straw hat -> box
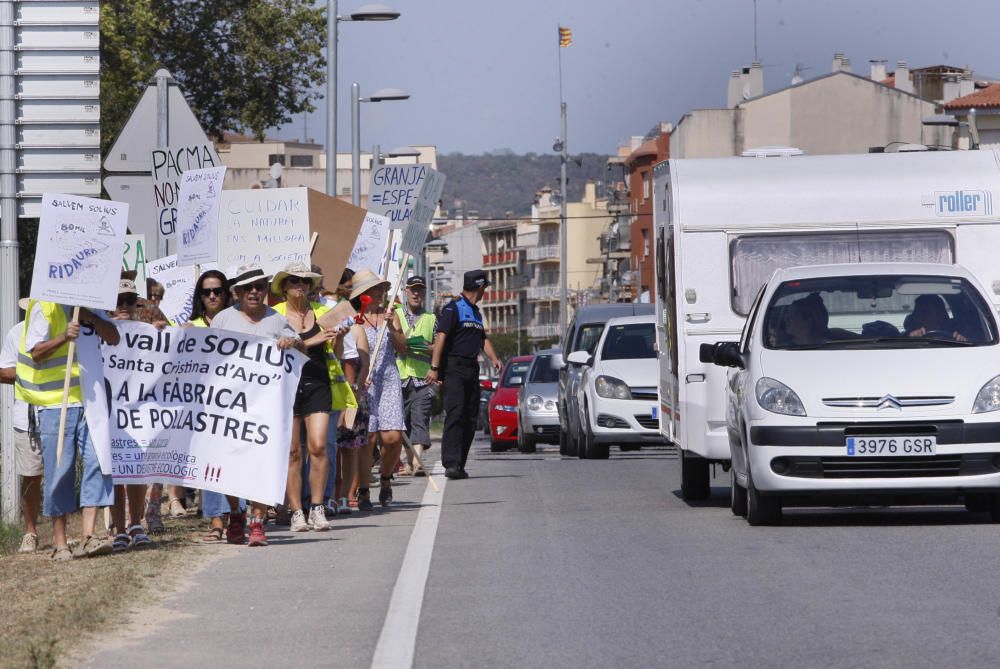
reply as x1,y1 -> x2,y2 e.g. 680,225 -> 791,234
230,264 -> 273,289
349,269 -> 391,300
271,261 -> 323,298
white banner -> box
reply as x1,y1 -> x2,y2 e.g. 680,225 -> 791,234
367,164 -> 431,229
151,143 -> 221,240
347,212 -> 391,274
78,321 -> 304,503
218,187 -> 312,275
378,229 -> 403,285
147,254 -> 218,325
177,165 -> 227,266
30,194 -> 129,311
401,168 -> 445,257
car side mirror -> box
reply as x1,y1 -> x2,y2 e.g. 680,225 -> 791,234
566,350 -> 591,366
699,341 -> 744,369
509,376 -> 523,386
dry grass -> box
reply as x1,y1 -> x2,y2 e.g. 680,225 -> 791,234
0,511 -> 211,669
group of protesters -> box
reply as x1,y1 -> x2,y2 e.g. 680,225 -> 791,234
1,258 -> 449,559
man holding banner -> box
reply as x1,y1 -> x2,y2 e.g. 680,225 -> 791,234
16,302 -> 121,560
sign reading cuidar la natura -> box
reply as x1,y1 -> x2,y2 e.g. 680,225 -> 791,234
30,193 -> 129,311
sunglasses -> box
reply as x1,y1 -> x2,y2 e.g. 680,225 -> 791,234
117,294 -> 137,306
285,276 -> 311,286
200,287 -> 225,297
241,281 -> 269,293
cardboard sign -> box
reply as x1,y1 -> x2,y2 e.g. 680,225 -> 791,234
401,168 -> 446,257
177,165 -> 227,266
151,143 -> 221,240
367,163 -> 431,229
346,212 -> 391,274
147,254 -> 217,325
317,300 -> 357,331
122,234 -> 149,299
30,193 -> 129,310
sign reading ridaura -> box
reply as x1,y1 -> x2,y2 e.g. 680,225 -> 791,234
30,193 -> 129,311
151,143 -> 221,240
177,166 -> 227,266
217,187 -> 312,275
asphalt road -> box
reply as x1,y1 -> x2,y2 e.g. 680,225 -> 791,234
83,436 -> 1000,668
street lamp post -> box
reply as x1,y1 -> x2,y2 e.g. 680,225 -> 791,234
325,2 -> 400,198
351,84 -> 409,206
558,102 -> 569,337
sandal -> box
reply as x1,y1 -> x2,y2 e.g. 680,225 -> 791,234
202,527 -> 224,543
129,524 -> 152,549
50,545 -> 73,562
379,476 -> 393,507
112,532 -> 131,553
357,488 -> 374,512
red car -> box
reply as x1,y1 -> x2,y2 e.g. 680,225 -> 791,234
488,355 -> 534,452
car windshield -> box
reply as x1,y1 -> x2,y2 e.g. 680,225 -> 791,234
576,324 -> 604,354
502,360 -> 532,386
763,274 -> 998,350
601,323 -> 656,360
529,355 -> 560,383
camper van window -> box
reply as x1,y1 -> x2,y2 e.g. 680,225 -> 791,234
730,230 -> 953,315
762,274 -> 997,350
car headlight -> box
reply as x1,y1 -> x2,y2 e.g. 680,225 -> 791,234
595,375 -> 632,400
974,374 -> 1000,413
544,399 -> 556,411
755,377 -> 806,416
527,395 -> 543,411
495,404 -> 517,413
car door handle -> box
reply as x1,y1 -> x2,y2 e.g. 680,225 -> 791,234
685,313 -> 711,323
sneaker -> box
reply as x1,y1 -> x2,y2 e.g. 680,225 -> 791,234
445,467 -> 463,480
168,498 -> 186,517
227,512 -> 247,545
50,545 -> 73,562
357,489 -> 374,512
324,498 -> 339,519
82,534 -> 113,558
290,509 -> 310,532
247,520 -> 268,547
308,505 -> 331,531
338,497 -> 353,514
18,532 -> 38,554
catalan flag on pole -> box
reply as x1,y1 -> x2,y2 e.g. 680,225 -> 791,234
559,26 -> 572,48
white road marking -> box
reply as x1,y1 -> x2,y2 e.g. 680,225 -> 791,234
370,466 -> 447,669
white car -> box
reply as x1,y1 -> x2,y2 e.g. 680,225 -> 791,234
703,262 -> 1000,525
566,314 -> 664,458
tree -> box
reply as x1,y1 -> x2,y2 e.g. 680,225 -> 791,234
100,0 -> 326,154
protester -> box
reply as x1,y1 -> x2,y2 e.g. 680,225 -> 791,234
351,270 -> 408,507
427,269 -> 502,480
16,299 -> 121,560
394,276 -> 436,477
184,269 -> 248,544
108,275 -> 153,551
334,272 -> 370,512
210,264 -> 303,546
271,261 -> 347,532
0,299 -> 42,553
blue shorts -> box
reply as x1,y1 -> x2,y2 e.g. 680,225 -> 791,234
38,406 -> 114,517
201,490 -> 246,518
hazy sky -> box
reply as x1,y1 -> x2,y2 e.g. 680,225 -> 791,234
274,0 -> 1000,156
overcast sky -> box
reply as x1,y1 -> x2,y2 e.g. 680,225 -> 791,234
273,0 -> 1000,156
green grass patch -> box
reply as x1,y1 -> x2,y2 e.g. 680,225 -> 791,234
0,519 -> 23,557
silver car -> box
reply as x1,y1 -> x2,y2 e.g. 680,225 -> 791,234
517,348 -> 562,453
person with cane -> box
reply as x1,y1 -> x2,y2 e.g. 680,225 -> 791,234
425,270 -> 502,480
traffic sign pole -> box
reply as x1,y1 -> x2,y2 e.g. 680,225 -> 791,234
156,70 -> 170,259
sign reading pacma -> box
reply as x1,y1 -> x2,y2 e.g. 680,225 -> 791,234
78,322 -> 305,504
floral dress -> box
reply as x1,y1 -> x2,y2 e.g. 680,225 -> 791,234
365,324 -> 406,432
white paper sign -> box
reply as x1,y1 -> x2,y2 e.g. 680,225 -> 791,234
177,165 -> 227,266
367,164 -> 430,229
77,327 -> 113,474
378,229 -> 403,285
401,168 -> 446,257
218,187 -> 312,275
78,321 -> 304,503
30,194 -> 130,310
122,234 -> 149,299
147,254 -> 218,325
347,212 -> 391,274
151,143 -> 221,240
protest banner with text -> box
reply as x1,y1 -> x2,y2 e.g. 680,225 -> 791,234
151,143 -> 221,240
30,193 -> 129,311
367,163 -> 431,229
78,321 -> 304,503
147,255 -> 217,325
346,212 -> 391,274
177,165 -> 227,266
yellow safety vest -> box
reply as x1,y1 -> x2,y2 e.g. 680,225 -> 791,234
15,301 -> 81,406
394,304 -> 436,380
273,301 -> 357,411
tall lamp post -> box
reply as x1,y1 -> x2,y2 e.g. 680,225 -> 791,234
326,2 -> 400,198
556,102 -> 569,337
351,84 -> 409,206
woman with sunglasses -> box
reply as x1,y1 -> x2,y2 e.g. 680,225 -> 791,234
271,261 -> 352,532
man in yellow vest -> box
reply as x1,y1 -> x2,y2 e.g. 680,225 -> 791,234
16,300 -> 120,561
394,276 -> 437,476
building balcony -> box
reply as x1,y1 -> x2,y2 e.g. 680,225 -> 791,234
527,244 -> 559,262
527,323 -> 561,339
481,289 -> 520,305
526,285 -> 560,301
482,250 -> 519,267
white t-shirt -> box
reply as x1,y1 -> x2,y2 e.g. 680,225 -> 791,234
0,321 -> 30,431
342,329 -> 359,361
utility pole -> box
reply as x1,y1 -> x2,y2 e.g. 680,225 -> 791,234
0,0 -> 16,522
558,102 -> 568,337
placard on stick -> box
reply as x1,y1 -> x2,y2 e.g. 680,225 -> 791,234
30,194 -> 129,311
346,212 -> 391,274
151,143 -> 221,240
367,163 -> 431,229
308,193 -> 367,286
400,168 -> 446,257
177,165 -> 227,266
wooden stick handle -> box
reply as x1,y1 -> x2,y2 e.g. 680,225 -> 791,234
309,232 -> 318,257
55,306 -> 81,467
365,253 -> 410,385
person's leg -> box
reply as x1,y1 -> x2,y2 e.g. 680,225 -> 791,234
21,475 -> 41,535
342,445 -> 359,503
168,485 -> 186,516
410,384 -> 435,473
286,415 -> 304,512
38,407 -> 81,549
305,412 -> 330,507
324,410 -> 340,503
357,432 -> 376,510
441,366 -> 467,471
110,484 -> 127,535
15,426 -> 44,538
459,365 -> 481,470
77,412 -> 113,551
378,430 -> 403,506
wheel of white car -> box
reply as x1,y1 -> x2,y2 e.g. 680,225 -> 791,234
745,464 -> 781,526
730,468 -> 747,517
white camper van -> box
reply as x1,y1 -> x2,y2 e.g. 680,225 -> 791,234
653,150 -> 1000,501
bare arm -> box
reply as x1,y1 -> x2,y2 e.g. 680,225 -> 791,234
0,367 -> 13,384
482,338 -> 502,374
425,332 -> 448,383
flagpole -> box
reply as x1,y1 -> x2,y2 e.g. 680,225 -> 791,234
557,24 -> 564,106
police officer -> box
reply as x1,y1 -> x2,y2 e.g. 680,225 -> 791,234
426,269 -> 501,479
394,276 -> 436,476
